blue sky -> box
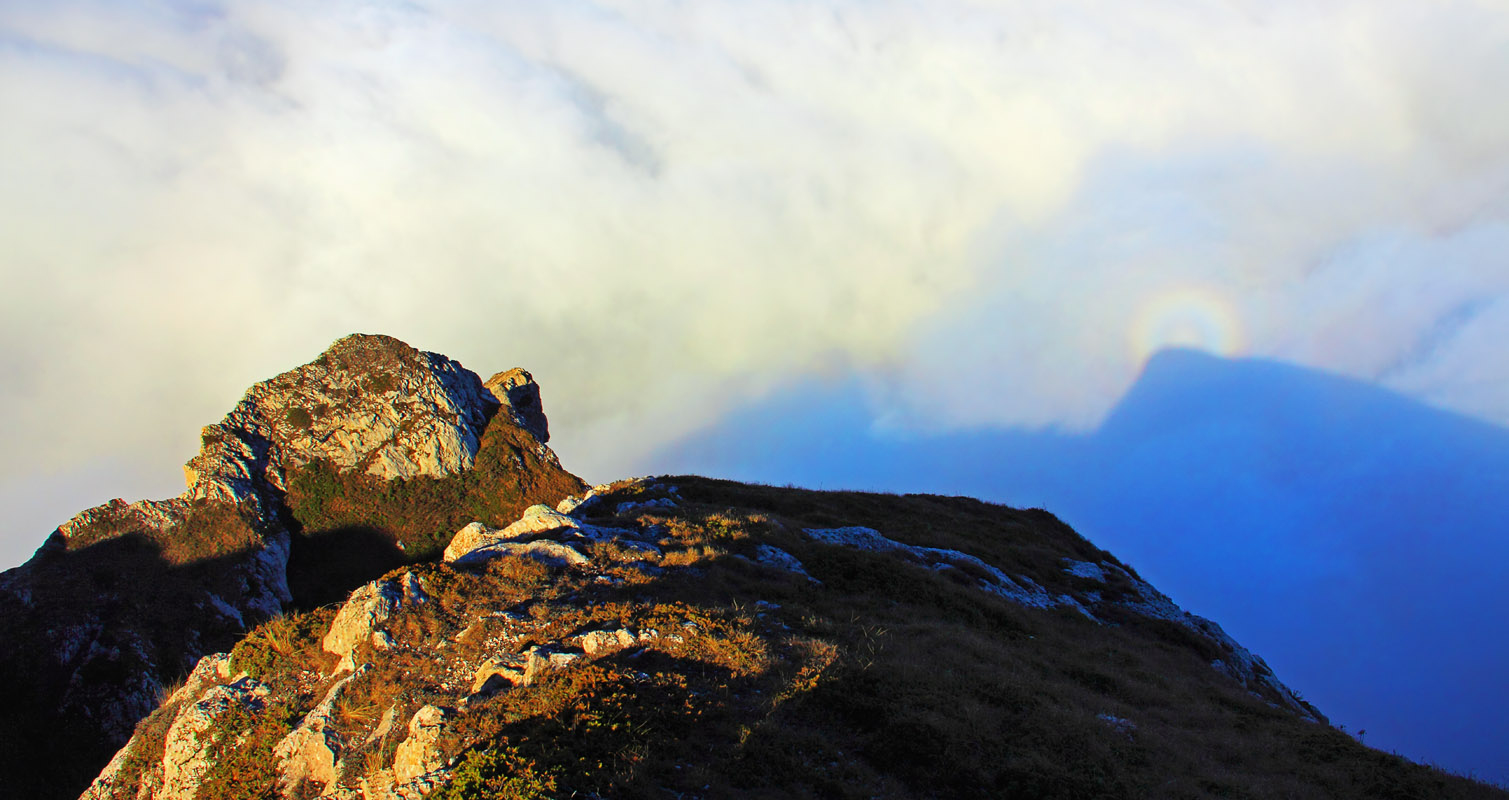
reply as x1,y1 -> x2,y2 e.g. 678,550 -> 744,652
2,0 -> 1508,781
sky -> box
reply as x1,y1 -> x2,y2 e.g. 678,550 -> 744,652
649,349 -> 1509,783
2,0 -> 1508,778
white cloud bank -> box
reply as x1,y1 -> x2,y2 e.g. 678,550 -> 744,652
1,0 -> 1507,563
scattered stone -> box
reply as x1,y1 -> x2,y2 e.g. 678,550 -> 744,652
615,497 -> 678,515
442,522 -> 503,563
470,655 -> 528,695
802,527 -> 1065,610
751,544 -> 815,581
1064,560 -> 1107,582
364,706 -> 401,748
576,629 -> 639,655
521,646 -> 583,685
1097,713 -> 1137,737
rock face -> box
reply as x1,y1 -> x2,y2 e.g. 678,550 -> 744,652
185,334 -> 509,515
484,368 -> 551,444
0,334 -> 581,800
160,678 -> 270,798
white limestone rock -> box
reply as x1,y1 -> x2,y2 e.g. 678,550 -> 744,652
442,522 -> 502,563
323,573 -> 427,674
615,497 -> 677,515
444,506 -> 594,568
452,539 -> 589,569
471,654 -> 528,695
273,666 -> 367,794
76,653 -> 230,800
392,705 -> 449,784
751,545 -> 814,581
54,497 -> 190,544
576,629 -> 639,656
160,676 -> 270,799
1100,562 -> 1318,720
1063,560 -> 1108,582
498,505 -> 581,538
182,334 -> 505,513
802,526 -> 1064,609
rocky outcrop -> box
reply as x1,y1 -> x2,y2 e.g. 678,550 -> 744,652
391,705 -> 448,784
441,506 -> 599,567
1060,558 -> 1319,719
185,334 -> 504,513
0,503 -> 292,800
323,573 -> 428,674
82,475 -> 1430,799
80,654 -> 236,800
804,526 -> 1077,611
83,671 -> 271,800
274,666 -> 368,793
799,524 -> 1316,719
484,368 -> 550,444
160,677 -> 270,798
0,333 -> 579,800
451,538 -> 590,569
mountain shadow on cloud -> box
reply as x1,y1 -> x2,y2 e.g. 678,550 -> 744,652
648,347 -> 1509,785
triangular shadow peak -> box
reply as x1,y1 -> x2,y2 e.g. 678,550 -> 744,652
646,348 -> 1509,785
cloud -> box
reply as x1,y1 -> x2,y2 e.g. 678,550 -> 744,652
1,0 -> 1508,560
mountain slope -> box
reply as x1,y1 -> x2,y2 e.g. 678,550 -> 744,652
6,336 -> 1504,799
0,335 -> 583,800
82,476 -> 1501,799
650,348 -> 1509,783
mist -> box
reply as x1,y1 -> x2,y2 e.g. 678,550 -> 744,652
2,2 -> 1507,577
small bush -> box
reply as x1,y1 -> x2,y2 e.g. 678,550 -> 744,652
285,407 -> 313,431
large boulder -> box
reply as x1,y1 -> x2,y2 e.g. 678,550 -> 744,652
442,506 -> 591,568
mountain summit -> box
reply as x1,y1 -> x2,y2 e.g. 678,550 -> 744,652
0,334 -> 582,798
0,336 -> 1499,799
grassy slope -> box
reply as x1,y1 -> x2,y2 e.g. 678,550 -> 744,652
281,416 -> 587,607
104,476 -> 1505,800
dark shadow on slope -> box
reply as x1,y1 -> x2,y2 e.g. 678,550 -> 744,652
647,348 -> 1509,785
285,525 -> 408,609
0,531 -> 283,800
